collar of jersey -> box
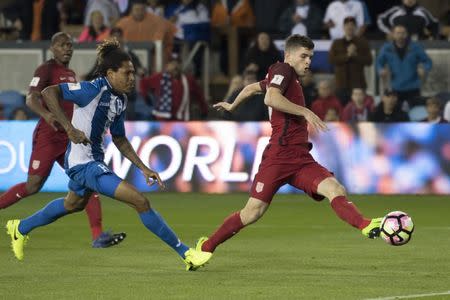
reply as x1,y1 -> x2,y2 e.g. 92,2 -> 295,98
102,77 -> 123,97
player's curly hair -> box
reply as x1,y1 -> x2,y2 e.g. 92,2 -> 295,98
95,38 -> 131,76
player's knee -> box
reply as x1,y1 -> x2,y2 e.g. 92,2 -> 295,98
25,181 -> 44,195
332,184 -> 347,198
64,197 -> 86,212
134,195 -> 150,212
241,207 -> 264,225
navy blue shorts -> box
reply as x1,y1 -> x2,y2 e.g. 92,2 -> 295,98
66,161 -> 122,198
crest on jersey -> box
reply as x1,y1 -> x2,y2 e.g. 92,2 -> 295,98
68,82 -> 81,90
270,74 -> 284,85
255,182 -> 264,193
29,77 -> 40,87
32,160 -> 40,170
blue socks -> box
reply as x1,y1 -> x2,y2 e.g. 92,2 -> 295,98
16,198 -> 189,258
18,198 -> 68,235
139,209 -> 189,258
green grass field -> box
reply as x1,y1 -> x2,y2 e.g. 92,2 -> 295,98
0,193 -> 449,300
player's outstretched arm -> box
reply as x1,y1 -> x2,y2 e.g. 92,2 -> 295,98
112,135 -> 165,189
213,82 -> 262,113
41,85 -> 91,145
264,87 -> 328,132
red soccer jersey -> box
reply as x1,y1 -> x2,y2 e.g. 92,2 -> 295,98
259,62 -> 308,145
28,59 -> 77,142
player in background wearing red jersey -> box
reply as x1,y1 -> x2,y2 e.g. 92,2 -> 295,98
196,35 -> 382,262
0,32 -> 125,248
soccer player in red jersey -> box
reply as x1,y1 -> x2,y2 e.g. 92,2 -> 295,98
0,32 -> 125,248
197,35 -> 382,260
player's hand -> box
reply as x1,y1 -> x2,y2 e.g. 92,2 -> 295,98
304,110 -> 328,133
43,112 -> 59,131
142,168 -> 165,189
67,127 -> 91,145
213,102 -> 234,112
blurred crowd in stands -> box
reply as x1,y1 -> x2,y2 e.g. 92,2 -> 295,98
0,0 -> 449,122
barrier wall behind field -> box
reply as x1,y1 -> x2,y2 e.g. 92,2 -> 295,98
0,41 -> 449,96
1,121 -> 449,194
0,42 -> 154,92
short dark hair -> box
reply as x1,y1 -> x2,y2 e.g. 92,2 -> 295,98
343,16 -> 356,25
95,38 -> 131,76
51,32 -> 71,45
285,34 -> 314,52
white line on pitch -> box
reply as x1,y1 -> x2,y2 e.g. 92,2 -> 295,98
364,290 -> 450,300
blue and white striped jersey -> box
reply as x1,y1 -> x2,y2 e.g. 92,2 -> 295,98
59,77 -> 127,169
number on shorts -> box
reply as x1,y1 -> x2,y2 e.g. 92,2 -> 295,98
98,163 -> 109,173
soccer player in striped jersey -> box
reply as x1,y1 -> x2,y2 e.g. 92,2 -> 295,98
0,32 -> 125,248
6,39 -> 211,270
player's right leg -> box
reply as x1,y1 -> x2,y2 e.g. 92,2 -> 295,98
197,197 -> 269,253
0,175 -> 46,209
1,134 -> 58,209
6,190 -> 90,260
198,149 -> 284,255
112,180 -> 212,270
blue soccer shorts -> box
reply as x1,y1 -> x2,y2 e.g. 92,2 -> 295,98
66,161 -> 122,198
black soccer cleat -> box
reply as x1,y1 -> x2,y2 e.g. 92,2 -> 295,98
92,231 -> 127,248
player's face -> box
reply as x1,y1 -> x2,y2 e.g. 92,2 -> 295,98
286,47 -> 313,77
108,60 -> 136,94
51,35 -> 73,65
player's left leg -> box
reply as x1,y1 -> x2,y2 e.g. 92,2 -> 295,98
6,190 -> 91,260
288,159 -> 381,239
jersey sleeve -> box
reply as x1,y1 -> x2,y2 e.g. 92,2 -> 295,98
59,81 -> 99,107
29,64 -> 51,93
259,78 -> 268,92
268,63 -> 293,95
110,111 -> 126,136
